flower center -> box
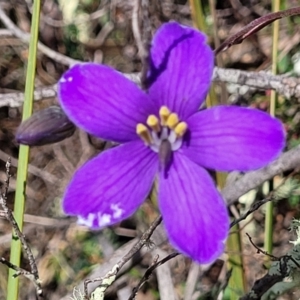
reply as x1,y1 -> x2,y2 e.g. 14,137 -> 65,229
136,106 -> 188,155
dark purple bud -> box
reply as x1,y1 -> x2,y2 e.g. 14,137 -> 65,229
16,106 -> 75,146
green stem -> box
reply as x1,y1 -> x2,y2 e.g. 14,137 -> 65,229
226,226 -> 246,298
264,0 -> 280,261
6,1 -> 41,299
188,0 -> 206,31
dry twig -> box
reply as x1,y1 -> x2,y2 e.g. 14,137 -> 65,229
0,159 -> 43,297
83,216 -> 163,299
222,145 -> 300,205
230,172 -> 298,227
215,7 -> 300,55
3,67 -> 300,108
129,252 -> 179,300
0,5 -> 78,66
213,67 -> 300,100
240,232 -> 300,300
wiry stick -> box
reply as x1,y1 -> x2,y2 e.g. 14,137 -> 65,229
128,252 -> 180,299
240,231 -> 300,300
116,216 -> 162,270
0,257 -> 42,295
0,149 -> 58,184
246,233 -> 279,260
0,159 -> 43,297
222,145 -> 300,205
215,7 -> 300,55
230,197 -> 274,228
83,216 -> 162,299
230,172 -> 298,228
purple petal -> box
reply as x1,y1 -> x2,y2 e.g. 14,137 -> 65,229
182,106 -> 285,171
63,141 -> 158,228
147,22 -> 214,119
58,63 -> 154,143
158,153 -> 229,263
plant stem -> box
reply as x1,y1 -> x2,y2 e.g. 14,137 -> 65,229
6,1 -> 41,299
264,0 -> 280,262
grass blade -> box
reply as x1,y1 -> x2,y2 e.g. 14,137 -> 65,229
6,1 -> 41,299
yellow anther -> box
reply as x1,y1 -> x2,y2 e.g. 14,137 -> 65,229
174,122 -> 188,137
147,115 -> 160,132
159,106 -> 170,126
166,113 -> 179,129
136,123 -> 152,145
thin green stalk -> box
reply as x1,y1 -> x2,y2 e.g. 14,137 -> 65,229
264,0 -> 280,261
189,0 -> 206,32
6,1 -> 41,299
225,226 -> 246,297
189,0 -> 218,107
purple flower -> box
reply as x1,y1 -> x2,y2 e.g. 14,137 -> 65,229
58,22 -> 285,263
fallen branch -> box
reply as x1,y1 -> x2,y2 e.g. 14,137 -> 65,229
222,146 -> 300,205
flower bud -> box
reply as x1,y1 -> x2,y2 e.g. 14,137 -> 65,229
16,106 -> 75,146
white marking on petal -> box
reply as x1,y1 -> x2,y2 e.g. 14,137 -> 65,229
111,203 -> 124,219
77,213 -> 95,227
67,76 -> 73,82
98,213 -> 111,227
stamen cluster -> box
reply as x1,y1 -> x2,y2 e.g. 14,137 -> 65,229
136,106 -> 188,153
